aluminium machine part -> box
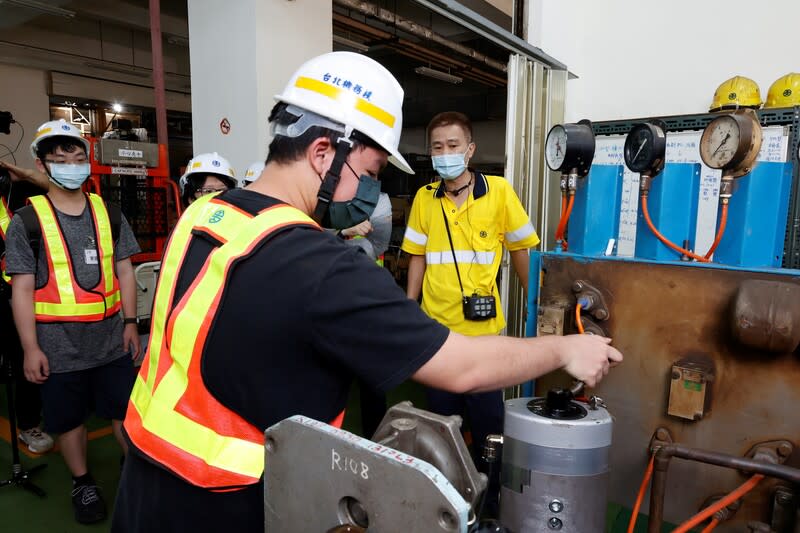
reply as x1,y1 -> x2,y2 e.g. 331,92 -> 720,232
264,403 -> 487,533
500,388 -> 612,533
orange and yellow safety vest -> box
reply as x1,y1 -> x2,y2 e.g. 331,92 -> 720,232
28,194 -> 120,322
125,193 -> 344,490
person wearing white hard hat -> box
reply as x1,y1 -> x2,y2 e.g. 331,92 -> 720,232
178,152 -> 237,206
113,52 -> 621,533
240,160 -> 265,188
4,119 -> 141,525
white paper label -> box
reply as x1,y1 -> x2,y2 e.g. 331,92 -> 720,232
84,249 -> 98,265
111,166 -> 147,176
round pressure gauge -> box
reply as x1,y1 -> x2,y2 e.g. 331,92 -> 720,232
700,111 -> 762,175
624,120 -> 667,176
545,120 -> 596,176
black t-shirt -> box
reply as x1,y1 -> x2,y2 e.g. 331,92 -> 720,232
116,189 -> 449,533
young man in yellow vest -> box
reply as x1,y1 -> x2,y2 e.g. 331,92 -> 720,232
112,52 -> 621,533
402,111 -> 540,516
4,120 -> 141,524
0,160 -> 54,454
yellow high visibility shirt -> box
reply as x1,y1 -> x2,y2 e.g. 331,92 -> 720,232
401,172 -> 539,336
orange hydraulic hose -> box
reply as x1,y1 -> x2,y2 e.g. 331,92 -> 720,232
575,302 -> 585,334
671,474 -> 764,533
640,195 -> 710,263
555,195 -> 575,249
560,194 -> 568,217
700,518 -> 719,533
703,203 -> 728,260
626,455 -> 655,533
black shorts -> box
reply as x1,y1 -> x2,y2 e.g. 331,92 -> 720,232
40,355 -> 136,434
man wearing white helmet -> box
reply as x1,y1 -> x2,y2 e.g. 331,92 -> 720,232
241,160 -> 265,187
178,152 -> 237,206
113,52 -> 621,532
4,119 -> 141,524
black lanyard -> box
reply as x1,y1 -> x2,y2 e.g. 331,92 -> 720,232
440,201 -> 465,298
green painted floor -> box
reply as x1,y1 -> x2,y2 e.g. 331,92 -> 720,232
0,380 -> 679,532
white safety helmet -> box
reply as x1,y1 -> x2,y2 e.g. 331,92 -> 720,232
179,152 -> 237,194
274,51 -> 413,174
241,161 -> 265,187
30,119 -> 90,159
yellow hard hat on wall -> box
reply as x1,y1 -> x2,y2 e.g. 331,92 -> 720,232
709,76 -> 762,112
765,73 -> 800,108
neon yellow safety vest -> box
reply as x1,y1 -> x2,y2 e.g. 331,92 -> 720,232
125,193 -> 344,490
28,194 -> 121,322
0,196 -> 11,284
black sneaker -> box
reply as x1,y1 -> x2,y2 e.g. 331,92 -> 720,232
71,483 -> 107,524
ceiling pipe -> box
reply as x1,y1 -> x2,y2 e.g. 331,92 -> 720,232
332,0 -> 507,74
332,13 -> 506,87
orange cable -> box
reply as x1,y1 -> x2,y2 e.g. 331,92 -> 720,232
626,455 -> 655,533
575,302 -> 585,334
703,203 -> 728,260
671,474 -> 764,533
700,518 -> 719,533
640,195 -> 710,263
555,195 -> 575,250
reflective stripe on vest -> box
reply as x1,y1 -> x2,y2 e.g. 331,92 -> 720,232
1,197 -> 11,283
29,194 -> 121,322
125,194 -> 344,490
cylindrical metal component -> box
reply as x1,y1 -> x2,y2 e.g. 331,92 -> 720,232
732,279 -> 800,352
500,396 -> 612,533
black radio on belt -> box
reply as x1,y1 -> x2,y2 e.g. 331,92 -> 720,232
439,200 -> 497,322
463,293 -> 496,321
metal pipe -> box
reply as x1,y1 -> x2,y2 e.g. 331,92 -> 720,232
647,444 -> 800,533
332,14 -> 506,86
149,0 -> 169,167
333,0 -> 507,73
410,0 -> 568,71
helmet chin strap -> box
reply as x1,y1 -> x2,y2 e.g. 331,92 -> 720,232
312,137 -> 353,224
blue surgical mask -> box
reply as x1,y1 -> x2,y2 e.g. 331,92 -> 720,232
432,152 -> 468,180
48,163 -> 91,190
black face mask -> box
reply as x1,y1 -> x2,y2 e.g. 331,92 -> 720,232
320,163 -> 381,230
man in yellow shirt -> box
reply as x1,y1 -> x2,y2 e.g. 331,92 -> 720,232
402,111 -> 540,516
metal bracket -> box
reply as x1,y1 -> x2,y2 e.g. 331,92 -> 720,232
572,280 -> 610,321
745,440 -> 794,466
649,427 -> 674,455
372,402 -> 488,511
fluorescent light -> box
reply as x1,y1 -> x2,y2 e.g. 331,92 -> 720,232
1,0 -> 76,18
333,35 -> 370,53
414,66 -> 463,84
112,103 -> 123,113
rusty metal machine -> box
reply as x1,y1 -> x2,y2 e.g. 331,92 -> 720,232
525,107 -> 800,532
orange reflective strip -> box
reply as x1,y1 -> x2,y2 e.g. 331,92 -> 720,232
128,199 -> 332,487
29,194 -> 120,321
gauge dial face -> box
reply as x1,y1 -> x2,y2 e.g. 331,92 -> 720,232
700,115 -> 742,169
624,123 -> 665,173
545,125 -> 568,171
